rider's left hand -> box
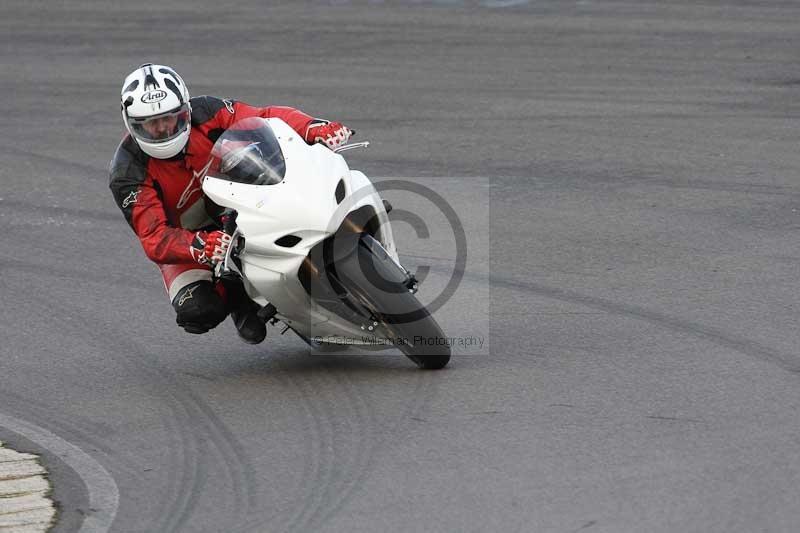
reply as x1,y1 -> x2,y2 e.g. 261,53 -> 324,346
304,120 -> 353,150
190,230 -> 232,267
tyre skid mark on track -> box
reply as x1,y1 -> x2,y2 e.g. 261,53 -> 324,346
278,365 -> 440,533
240,370 -> 326,533
305,369 -> 375,530
306,371 -> 357,532
83,287 -> 259,527
489,274 -> 800,373
4,280 -> 255,532
614,176 -> 800,197
0,293 -> 185,533
121,336 -> 257,532
45,307 -> 205,532
394,260 -> 799,373
190,386 -> 259,511
1,259 -> 157,293
102,338 -> 256,532
311,368 -> 442,529
155,380 -> 220,533
151,391 -> 205,533
283,371 -> 341,533
492,175 -> 800,197
0,390 -> 143,483
0,198 -> 120,222
0,144 -> 104,179
25,290 -> 204,533
5,269 -> 445,532
233,362 -> 390,533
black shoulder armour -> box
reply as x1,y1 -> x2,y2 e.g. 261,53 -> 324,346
109,135 -> 148,186
109,136 -> 149,225
190,95 -> 235,126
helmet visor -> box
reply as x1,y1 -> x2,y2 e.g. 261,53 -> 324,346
128,104 -> 190,143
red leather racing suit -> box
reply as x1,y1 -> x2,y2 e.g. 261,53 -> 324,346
109,95 -> 315,302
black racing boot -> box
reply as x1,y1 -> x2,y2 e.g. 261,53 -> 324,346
223,279 -> 267,344
230,300 -> 267,344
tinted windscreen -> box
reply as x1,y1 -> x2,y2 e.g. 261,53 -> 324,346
209,118 -> 286,185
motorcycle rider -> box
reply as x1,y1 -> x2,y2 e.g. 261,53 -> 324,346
109,63 -> 353,344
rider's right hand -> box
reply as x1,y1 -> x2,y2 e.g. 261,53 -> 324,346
190,231 -> 231,266
304,120 -> 353,150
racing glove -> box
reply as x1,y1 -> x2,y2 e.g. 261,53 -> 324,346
190,231 -> 232,266
304,120 -> 353,150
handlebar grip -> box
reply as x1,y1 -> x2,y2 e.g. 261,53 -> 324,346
221,209 -> 238,235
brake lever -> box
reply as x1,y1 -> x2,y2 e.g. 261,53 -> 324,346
214,226 -> 242,279
333,141 -> 370,154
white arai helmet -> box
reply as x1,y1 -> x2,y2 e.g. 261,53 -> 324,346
120,63 -> 191,159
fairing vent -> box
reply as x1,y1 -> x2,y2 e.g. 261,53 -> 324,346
275,235 -> 302,248
335,179 -> 346,204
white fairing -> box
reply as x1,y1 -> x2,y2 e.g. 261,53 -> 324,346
203,118 -> 399,347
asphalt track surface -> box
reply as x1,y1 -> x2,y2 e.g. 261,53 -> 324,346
2,1 -> 800,532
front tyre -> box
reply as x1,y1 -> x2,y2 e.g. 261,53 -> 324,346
333,235 -> 451,370
381,302 -> 451,369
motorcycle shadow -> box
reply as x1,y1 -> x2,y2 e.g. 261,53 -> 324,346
217,348 -> 422,379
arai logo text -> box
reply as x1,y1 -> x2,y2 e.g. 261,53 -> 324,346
141,90 -> 167,104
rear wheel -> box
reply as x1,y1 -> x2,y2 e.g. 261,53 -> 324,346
333,235 -> 451,370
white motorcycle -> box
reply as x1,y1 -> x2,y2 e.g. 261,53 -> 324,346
201,117 -> 450,369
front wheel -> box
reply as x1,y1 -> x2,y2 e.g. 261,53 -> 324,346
380,301 -> 451,369
333,235 -> 451,369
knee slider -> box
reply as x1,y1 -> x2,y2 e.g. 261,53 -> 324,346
172,281 -> 228,333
